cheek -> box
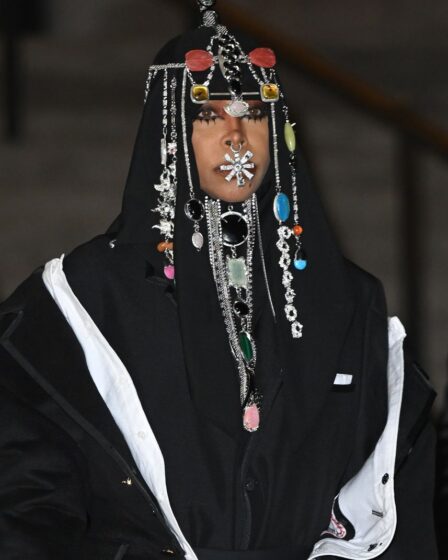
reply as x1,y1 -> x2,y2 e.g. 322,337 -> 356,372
252,128 -> 270,169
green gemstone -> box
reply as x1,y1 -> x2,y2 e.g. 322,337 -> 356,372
239,331 -> 253,362
227,256 -> 247,288
284,122 -> 296,152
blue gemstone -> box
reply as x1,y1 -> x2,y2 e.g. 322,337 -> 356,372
294,259 -> 307,270
273,193 -> 290,222
294,248 -> 307,270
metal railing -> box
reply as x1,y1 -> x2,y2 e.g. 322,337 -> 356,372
178,0 -> 448,357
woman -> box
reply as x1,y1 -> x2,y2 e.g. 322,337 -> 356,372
0,2 -> 438,559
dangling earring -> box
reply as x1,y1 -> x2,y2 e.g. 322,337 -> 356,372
181,67 -> 205,251
270,94 -> 303,339
152,71 -> 178,280
282,102 -> 307,273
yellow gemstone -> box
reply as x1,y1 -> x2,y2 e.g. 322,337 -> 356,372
260,83 -> 279,102
191,84 -> 209,103
284,122 -> 296,152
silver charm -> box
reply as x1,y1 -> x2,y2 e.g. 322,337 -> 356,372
276,225 -> 303,338
224,97 -> 249,118
152,73 -> 177,263
219,143 -> 255,187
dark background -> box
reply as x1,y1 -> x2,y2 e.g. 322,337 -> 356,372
1,0 -> 448,547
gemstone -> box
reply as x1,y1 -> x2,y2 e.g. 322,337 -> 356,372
191,84 -> 209,104
249,48 -> 276,68
185,49 -> 214,72
239,331 -> 254,362
243,403 -> 260,432
273,193 -> 290,222
224,98 -> 249,118
161,138 -> 167,166
284,122 -> 296,152
294,248 -> 307,270
157,241 -> 173,253
233,299 -> 249,317
293,224 -> 303,236
192,231 -> 204,250
184,198 -> 204,221
260,83 -> 279,102
221,211 -> 248,247
227,257 -> 247,288
164,264 -> 175,280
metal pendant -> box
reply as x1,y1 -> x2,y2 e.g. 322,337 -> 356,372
220,145 -> 255,187
220,211 -> 248,247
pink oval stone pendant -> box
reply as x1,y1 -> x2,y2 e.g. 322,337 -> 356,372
164,264 -> 175,280
243,403 -> 260,432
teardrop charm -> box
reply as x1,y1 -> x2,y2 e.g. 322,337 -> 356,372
294,248 -> 308,270
243,403 -> 260,432
284,122 -> 296,152
164,264 -> 175,280
192,231 -> 204,250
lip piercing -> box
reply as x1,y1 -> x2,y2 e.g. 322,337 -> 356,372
219,142 -> 255,187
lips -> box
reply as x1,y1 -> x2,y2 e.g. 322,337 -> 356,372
214,164 -> 257,175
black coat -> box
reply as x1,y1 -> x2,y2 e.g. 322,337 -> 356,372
0,243 -> 438,560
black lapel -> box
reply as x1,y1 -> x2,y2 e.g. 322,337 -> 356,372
0,272 -> 140,473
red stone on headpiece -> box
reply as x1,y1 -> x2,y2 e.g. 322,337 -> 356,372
185,49 -> 214,71
248,48 -> 276,68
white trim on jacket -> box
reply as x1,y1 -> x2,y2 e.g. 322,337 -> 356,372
43,256 -> 406,560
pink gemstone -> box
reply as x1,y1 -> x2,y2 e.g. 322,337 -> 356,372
185,49 -> 214,72
248,48 -> 276,68
164,264 -> 175,280
243,404 -> 260,432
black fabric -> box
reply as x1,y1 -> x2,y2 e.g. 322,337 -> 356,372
0,269 -> 438,558
0,22 -> 438,560
61,25 -> 355,548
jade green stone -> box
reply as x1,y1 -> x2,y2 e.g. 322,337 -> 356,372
227,257 -> 247,288
239,331 -> 253,362
284,122 -> 296,152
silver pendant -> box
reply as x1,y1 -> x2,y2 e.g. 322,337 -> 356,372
224,98 -> 249,118
220,144 -> 255,187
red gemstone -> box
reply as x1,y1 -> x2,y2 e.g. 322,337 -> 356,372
249,48 -> 276,68
185,49 -> 214,71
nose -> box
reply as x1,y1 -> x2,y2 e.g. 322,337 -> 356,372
223,117 -> 246,150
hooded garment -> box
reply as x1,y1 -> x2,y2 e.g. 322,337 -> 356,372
62,26 -> 376,552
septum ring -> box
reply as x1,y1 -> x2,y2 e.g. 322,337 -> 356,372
230,142 -> 242,153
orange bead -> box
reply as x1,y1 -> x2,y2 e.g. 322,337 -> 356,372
293,225 -> 303,236
157,241 -> 173,253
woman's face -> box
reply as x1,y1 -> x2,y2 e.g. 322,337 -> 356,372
192,99 -> 270,203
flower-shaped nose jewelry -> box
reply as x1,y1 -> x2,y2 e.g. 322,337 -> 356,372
219,143 -> 255,187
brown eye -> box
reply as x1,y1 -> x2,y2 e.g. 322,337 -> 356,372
244,106 -> 268,121
194,107 -> 219,122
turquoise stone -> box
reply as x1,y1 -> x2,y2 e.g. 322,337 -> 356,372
284,122 -> 296,152
294,248 -> 308,270
227,257 -> 247,288
273,193 -> 290,222
239,331 -> 254,362
294,259 -> 307,270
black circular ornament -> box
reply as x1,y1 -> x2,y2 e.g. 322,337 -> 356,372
184,198 -> 204,222
221,211 -> 248,247
233,299 -> 249,317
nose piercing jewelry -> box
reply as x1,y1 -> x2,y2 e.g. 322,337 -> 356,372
219,143 -> 255,187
